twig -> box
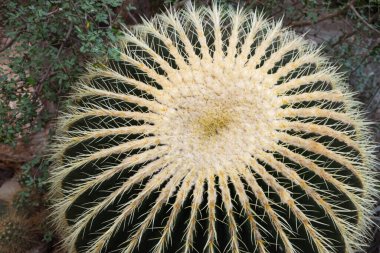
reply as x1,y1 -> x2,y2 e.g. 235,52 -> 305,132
113,1 -> 129,25
127,12 -> 138,25
46,7 -> 62,17
349,38 -> 380,79
173,0 -> 189,9
366,84 -> 380,113
331,30 -> 356,47
289,0 -> 354,27
289,9 -> 347,27
348,3 -> 380,35
107,6 -> 113,28
32,23 -> 73,100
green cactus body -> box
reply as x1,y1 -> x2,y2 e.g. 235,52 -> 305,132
50,4 -> 378,253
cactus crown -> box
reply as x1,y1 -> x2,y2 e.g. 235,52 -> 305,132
50,3 -> 378,253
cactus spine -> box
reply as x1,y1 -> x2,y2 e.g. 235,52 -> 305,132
50,3 -> 378,253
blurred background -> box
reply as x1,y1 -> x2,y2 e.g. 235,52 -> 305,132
0,0 -> 379,252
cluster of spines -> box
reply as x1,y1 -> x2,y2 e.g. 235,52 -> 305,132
0,208 -> 39,253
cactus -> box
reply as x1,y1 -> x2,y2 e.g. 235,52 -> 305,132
50,4 -> 378,253
0,207 -> 39,253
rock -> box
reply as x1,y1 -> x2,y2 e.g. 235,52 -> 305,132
0,176 -> 21,203
0,126 -> 50,171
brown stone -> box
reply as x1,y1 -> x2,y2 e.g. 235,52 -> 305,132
0,126 -> 50,170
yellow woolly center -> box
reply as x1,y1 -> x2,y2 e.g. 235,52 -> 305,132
155,63 -> 282,174
196,110 -> 232,138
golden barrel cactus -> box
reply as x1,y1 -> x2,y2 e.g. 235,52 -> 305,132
50,4 -> 378,253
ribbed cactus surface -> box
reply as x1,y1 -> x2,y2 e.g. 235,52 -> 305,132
50,4 -> 378,253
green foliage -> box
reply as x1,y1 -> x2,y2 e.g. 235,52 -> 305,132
0,0 -> 125,146
15,156 -> 50,210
